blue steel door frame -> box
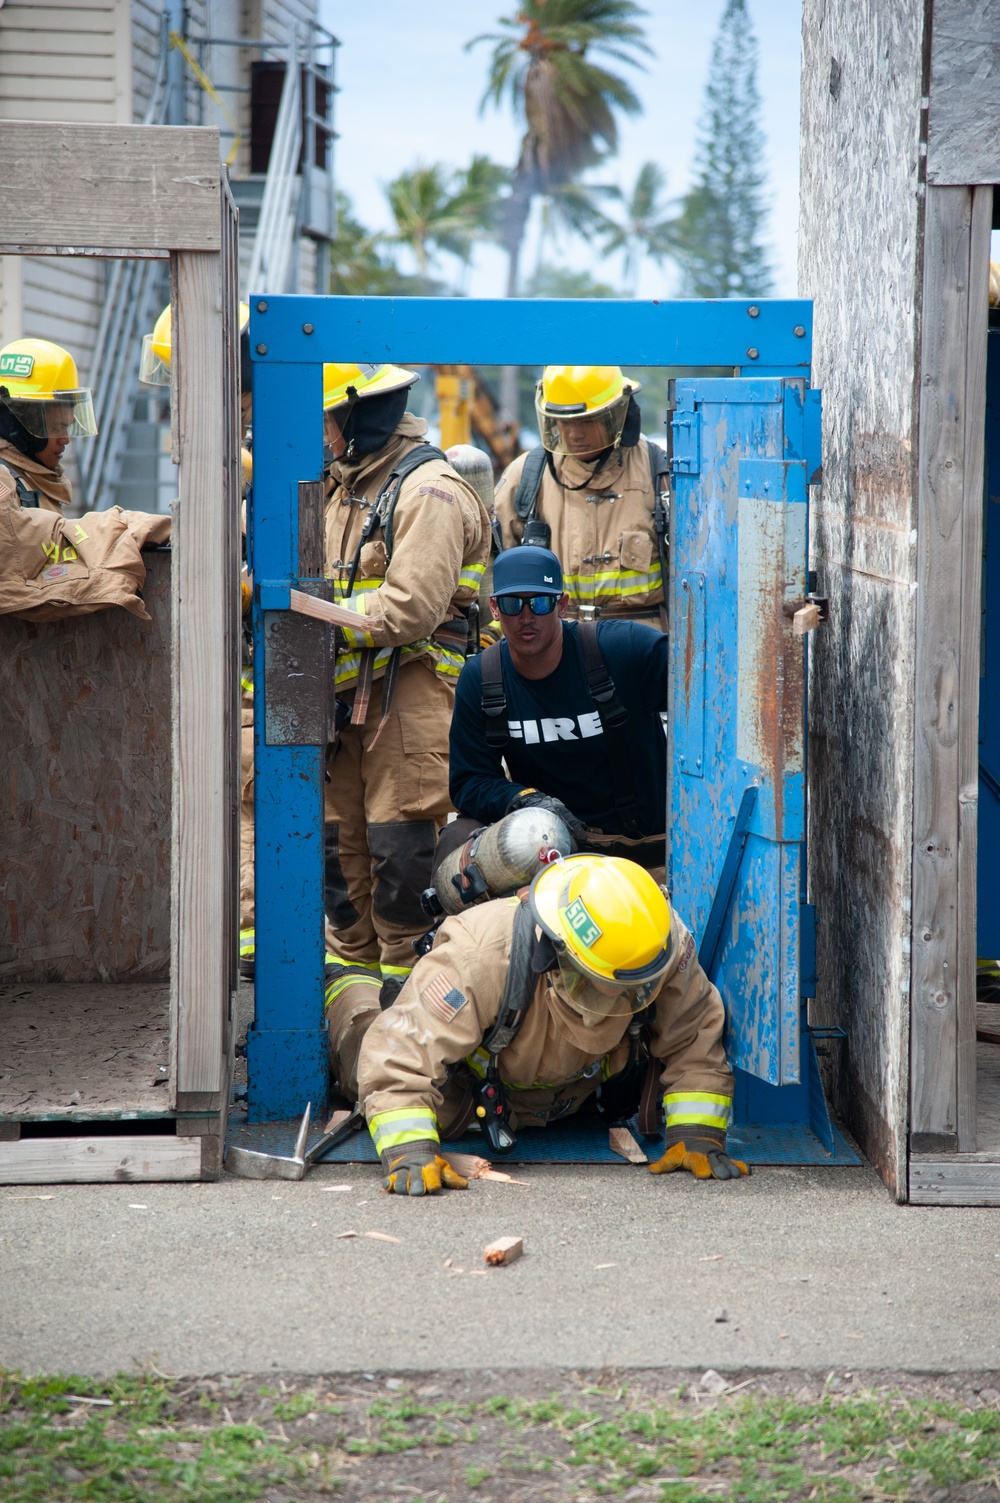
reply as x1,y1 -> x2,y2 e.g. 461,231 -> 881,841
247,295 -> 814,1123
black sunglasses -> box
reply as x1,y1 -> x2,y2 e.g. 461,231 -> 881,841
494,594 -> 560,617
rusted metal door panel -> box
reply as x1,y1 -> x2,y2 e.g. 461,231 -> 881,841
668,378 -> 810,1086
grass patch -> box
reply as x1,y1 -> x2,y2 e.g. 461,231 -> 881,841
2,1368 -> 1000,1500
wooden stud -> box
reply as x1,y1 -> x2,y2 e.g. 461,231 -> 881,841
608,1127 -> 648,1164
909,186 -> 976,1148
171,244 -> 237,1102
955,186 -> 993,1151
910,1157 -> 1000,1207
0,1136 -> 202,1185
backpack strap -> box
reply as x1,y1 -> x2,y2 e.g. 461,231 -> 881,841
577,621 -> 644,838
479,641 -> 509,749
344,442 -> 447,597
14,474 -> 39,509
481,899 -> 539,1057
512,444 -> 549,523
648,441 -> 670,616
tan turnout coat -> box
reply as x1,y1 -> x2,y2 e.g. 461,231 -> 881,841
324,416 -> 490,691
493,436 -> 666,624
358,896 -> 732,1139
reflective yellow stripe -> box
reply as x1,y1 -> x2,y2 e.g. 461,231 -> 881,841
333,638 -> 460,688
380,964 -> 412,980
370,1106 -> 439,1155
459,562 -> 486,591
324,963 -> 380,1007
238,928 -> 255,956
563,563 -> 663,602
664,1091 -> 731,1130
240,673 -> 254,696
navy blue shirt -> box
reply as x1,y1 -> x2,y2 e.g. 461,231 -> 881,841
450,620 -> 667,835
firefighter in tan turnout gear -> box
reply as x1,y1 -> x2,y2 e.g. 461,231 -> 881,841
322,361 -> 491,1031
0,338 -> 98,512
351,854 -> 748,1195
493,365 -> 669,629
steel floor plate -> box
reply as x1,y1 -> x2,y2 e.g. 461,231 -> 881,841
226,1114 -> 860,1167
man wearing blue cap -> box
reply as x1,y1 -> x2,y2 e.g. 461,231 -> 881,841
448,545 -> 667,871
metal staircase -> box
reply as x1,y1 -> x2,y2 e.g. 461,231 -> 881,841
76,30 -> 170,512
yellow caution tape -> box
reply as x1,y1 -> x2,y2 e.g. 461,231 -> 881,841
168,31 -> 241,167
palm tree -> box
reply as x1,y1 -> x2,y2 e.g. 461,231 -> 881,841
601,160 -> 674,295
469,0 -> 651,416
384,156 -> 509,284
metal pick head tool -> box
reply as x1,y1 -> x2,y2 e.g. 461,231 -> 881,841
224,1102 -> 364,1180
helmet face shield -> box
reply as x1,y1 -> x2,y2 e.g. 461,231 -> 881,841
0,390 -> 97,441
554,955 -> 658,1022
537,390 -> 631,456
139,333 -> 170,387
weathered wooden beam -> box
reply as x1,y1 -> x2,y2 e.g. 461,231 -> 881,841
0,123 -> 221,253
910,185 -> 984,1146
0,1136 -> 202,1184
910,1156 -> 1000,1206
171,244 -> 237,1099
956,186 -> 993,1150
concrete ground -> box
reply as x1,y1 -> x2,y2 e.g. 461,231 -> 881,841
2,1157 -> 999,1378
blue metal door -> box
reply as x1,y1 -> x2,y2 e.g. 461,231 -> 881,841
669,377 -> 819,1087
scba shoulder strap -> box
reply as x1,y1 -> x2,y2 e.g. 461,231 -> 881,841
345,442 -> 447,598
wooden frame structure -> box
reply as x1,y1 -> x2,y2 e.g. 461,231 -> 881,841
800,0 -> 998,1203
0,121 -> 239,1180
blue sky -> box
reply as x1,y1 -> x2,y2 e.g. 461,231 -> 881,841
319,1 -> 803,298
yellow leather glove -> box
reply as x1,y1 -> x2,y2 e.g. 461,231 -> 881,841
649,1131 -> 749,1181
382,1147 -> 469,1197
240,577 -> 253,616
479,618 -> 503,649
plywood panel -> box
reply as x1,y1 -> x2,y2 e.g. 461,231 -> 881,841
0,123 -> 221,253
0,982 -> 169,1120
0,552 -> 171,983
927,0 -> 1000,185
798,0 -> 926,1199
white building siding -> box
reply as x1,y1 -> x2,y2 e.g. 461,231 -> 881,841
0,0 -> 131,124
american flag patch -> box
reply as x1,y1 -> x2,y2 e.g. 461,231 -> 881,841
677,933 -> 696,973
418,484 -> 454,504
0,476 -> 12,503
421,969 -> 468,1023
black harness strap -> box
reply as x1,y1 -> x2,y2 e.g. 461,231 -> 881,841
344,442 -> 448,600
14,474 -> 39,509
576,621 -> 643,839
482,899 -> 539,1058
512,444 -> 550,523
479,641 -> 509,749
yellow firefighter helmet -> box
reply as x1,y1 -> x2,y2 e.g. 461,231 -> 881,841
322,361 -> 419,412
0,338 -> 97,440
529,855 -> 672,1018
140,301 -> 251,385
535,365 -> 639,456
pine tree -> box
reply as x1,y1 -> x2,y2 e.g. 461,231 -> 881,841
670,0 -> 774,298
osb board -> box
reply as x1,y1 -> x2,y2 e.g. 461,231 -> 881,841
799,0 -> 926,1199
0,981 -> 170,1120
926,0 -> 1000,186
0,552 -> 171,982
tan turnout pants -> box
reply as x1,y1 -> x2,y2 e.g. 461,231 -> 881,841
324,656 -> 454,1014
240,692 -> 255,933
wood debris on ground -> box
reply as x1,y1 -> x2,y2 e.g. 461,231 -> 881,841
323,1108 -> 353,1134
365,1230 -> 400,1244
334,1229 -> 357,1239
608,1126 -> 648,1163
442,1151 -> 529,1184
483,1235 -> 523,1266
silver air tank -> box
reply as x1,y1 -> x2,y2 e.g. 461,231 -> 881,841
446,443 -> 496,607
435,807 -> 572,916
